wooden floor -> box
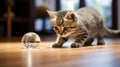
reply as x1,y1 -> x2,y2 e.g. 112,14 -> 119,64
0,38 -> 120,67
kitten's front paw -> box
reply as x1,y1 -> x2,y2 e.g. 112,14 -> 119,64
52,43 -> 62,48
97,40 -> 105,45
71,43 -> 82,48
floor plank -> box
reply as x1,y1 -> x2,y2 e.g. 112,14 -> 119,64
0,38 -> 120,67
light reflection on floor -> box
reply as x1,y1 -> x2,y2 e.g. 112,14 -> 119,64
27,50 -> 32,67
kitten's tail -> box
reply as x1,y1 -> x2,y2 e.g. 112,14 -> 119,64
104,26 -> 120,37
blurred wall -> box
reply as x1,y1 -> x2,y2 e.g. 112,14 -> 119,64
118,1 -> 120,29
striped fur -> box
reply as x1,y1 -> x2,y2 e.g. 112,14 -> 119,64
47,7 -> 120,48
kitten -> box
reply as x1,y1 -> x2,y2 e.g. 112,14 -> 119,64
47,7 -> 120,48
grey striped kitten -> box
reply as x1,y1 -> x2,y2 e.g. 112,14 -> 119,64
47,7 -> 120,48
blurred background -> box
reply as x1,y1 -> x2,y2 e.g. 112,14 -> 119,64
0,0 -> 119,42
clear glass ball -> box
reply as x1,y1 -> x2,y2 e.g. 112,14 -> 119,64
21,32 -> 41,49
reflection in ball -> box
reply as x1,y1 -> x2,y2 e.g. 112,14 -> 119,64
21,32 -> 41,49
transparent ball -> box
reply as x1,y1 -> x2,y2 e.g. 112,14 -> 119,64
21,32 -> 41,49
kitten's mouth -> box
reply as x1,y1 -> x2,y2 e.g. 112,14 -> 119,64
58,34 -> 69,37
60,35 -> 67,37
57,34 -> 66,37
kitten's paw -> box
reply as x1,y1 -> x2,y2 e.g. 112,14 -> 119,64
97,41 -> 105,45
71,43 -> 82,48
52,43 -> 62,48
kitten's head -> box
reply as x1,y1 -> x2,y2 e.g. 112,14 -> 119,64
47,10 -> 77,37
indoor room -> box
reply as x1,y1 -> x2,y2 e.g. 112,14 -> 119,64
0,0 -> 120,67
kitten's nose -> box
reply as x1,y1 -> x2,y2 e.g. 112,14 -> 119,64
60,33 -> 63,35
60,31 -> 64,35
59,27 -> 64,35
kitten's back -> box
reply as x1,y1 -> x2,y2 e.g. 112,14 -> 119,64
75,7 -> 102,21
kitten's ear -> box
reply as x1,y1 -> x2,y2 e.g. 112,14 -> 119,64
47,10 -> 56,19
65,12 -> 77,22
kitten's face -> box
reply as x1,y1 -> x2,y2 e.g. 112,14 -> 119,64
47,10 -> 77,37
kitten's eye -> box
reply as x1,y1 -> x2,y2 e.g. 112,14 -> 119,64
64,27 -> 69,30
53,27 -> 59,30
55,27 -> 59,30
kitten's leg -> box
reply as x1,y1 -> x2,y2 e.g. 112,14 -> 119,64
84,38 -> 94,46
97,35 -> 105,45
52,36 -> 67,48
71,33 -> 88,48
